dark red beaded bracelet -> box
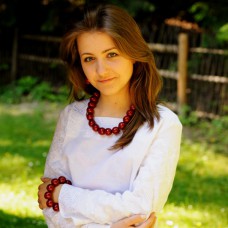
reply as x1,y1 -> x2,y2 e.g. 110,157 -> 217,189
44,176 -> 72,211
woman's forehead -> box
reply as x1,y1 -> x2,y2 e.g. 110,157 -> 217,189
77,31 -> 117,55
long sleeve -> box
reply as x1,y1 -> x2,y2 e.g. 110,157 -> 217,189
43,105 -> 70,179
58,115 -> 182,225
42,105 -> 71,227
43,103 -> 112,228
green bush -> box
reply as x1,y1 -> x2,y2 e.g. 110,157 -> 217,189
179,105 -> 199,126
0,76 -> 69,103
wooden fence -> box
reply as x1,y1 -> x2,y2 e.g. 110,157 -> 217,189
1,31 -> 228,118
148,33 -> 228,117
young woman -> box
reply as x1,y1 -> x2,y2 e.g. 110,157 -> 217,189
38,4 -> 182,228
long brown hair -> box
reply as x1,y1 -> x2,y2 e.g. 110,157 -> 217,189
60,4 -> 162,150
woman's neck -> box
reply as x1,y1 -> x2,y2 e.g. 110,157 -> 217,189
95,93 -> 131,118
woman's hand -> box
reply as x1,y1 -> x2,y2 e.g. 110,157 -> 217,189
37,177 -> 63,210
38,179 -> 157,228
111,213 -> 157,228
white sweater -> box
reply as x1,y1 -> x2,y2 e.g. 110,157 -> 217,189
43,100 -> 182,228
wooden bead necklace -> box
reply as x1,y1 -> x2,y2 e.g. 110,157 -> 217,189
86,92 -> 135,136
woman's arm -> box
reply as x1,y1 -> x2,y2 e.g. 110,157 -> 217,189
40,104 -> 157,228
39,180 -> 157,228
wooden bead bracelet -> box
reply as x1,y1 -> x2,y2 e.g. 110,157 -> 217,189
44,176 -> 72,211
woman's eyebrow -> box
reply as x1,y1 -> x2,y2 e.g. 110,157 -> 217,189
81,47 -> 117,56
102,47 -> 117,53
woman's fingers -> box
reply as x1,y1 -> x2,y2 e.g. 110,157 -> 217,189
137,212 -> 157,228
37,179 -> 52,210
111,214 -> 147,228
123,214 -> 147,226
149,212 -> 157,226
41,177 -> 51,182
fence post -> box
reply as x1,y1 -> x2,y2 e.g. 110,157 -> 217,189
177,33 -> 188,114
11,28 -> 18,84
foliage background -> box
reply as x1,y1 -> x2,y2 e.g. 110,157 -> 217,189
0,0 -> 227,44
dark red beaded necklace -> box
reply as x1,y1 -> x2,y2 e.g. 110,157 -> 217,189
86,92 -> 135,136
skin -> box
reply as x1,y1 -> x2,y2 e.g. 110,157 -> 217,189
78,31 -> 135,118
38,31 -> 157,227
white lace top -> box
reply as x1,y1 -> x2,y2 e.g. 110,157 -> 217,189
42,100 -> 182,228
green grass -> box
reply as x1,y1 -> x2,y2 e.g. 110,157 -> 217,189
0,102 -> 227,228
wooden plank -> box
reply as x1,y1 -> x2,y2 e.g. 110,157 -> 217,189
21,34 -> 62,43
11,28 -> 18,83
19,54 -> 63,64
148,43 -> 178,53
177,33 -> 188,113
190,47 -> 228,55
190,74 -> 228,83
158,69 -> 178,79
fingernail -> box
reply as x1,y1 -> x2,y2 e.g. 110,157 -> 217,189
140,214 -> 147,219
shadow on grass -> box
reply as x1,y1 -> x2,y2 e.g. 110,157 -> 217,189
0,209 -> 47,228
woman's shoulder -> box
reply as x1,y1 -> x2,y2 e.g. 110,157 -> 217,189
157,104 -> 182,126
60,99 -> 89,117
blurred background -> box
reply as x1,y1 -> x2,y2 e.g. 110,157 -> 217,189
0,0 -> 227,227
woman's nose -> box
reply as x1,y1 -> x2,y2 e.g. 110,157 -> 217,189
96,59 -> 108,76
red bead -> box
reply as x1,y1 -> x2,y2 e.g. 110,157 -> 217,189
51,178 -> 59,186
52,203 -> 59,211
58,176 -> 66,184
87,93 -> 135,136
66,180 -> 72,185
112,127 -> 120,134
105,128 -> 112,135
86,114 -> 93,120
88,102 -> 96,108
93,124 -> 99,131
89,120 -> 95,126
87,107 -> 94,114
44,192 -> 52,199
90,96 -> 98,103
98,127 -> 105,135
127,110 -> 134,117
46,199 -> 54,207
130,105 -> 135,110
46,184 -> 55,192
93,92 -> 100,98
123,116 -> 130,123
118,122 -> 126,129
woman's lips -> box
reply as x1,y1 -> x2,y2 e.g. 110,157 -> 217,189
98,77 -> 115,83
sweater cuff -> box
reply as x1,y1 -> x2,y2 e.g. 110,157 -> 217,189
59,184 -> 112,226
59,184 -> 83,218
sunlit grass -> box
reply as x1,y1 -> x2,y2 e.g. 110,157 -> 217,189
159,204 -> 227,228
158,139 -> 228,227
0,102 -> 64,227
0,102 -> 227,228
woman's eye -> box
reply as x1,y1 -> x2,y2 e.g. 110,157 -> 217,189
107,52 -> 118,58
84,57 -> 94,62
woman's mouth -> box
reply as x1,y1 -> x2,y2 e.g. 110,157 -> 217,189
98,78 -> 115,83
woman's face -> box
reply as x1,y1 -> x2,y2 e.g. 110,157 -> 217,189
77,31 -> 134,97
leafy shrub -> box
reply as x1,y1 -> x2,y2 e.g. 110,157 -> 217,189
179,105 -> 199,126
0,76 -> 68,103
181,105 -> 228,154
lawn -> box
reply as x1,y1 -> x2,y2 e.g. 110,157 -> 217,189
0,102 -> 227,228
